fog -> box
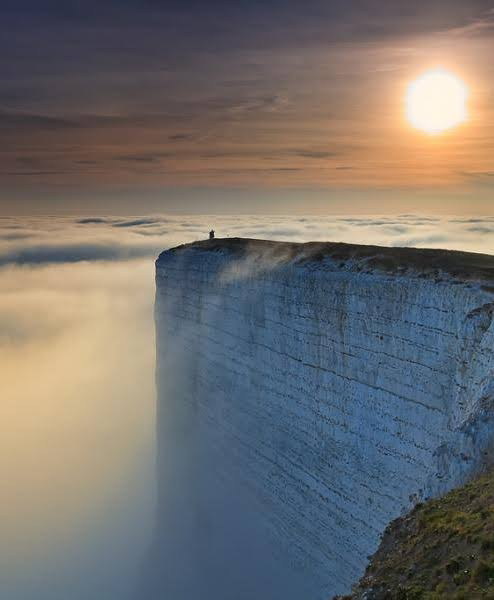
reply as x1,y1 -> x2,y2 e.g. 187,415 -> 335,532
0,260 -> 155,599
0,213 -> 492,599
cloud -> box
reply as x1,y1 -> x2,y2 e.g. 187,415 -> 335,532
168,133 -> 194,141
0,109 -> 79,131
0,258 -> 155,600
0,217 -> 174,267
451,217 -> 494,223
0,242 -> 159,266
112,218 -> 162,228
442,7 -> 494,36
467,225 -> 494,233
113,153 -> 171,163
228,95 -> 287,114
77,217 -> 111,224
0,232 -> 35,240
2,0 -> 494,205
1,215 -> 493,268
0,212 -> 493,600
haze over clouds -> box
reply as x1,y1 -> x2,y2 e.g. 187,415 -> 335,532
0,214 -> 492,599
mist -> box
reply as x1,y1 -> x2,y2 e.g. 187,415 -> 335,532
0,213 -> 492,599
0,259 -> 155,599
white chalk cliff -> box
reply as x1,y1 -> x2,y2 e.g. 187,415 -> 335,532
150,239 -> 494,599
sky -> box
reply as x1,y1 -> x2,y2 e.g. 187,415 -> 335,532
1,213 -> 492,599
1,0 -> 494,214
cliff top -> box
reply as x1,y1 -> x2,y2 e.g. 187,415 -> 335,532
158,238 -> 494,284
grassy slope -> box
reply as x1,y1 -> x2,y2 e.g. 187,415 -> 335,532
162,238 -> 494,283
336,472 -> 494,600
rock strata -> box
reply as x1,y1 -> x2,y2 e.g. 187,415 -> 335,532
152,238 -> 494,599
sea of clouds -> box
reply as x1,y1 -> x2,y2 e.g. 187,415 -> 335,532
2,214 -> 494,267
0,213 -> 492,600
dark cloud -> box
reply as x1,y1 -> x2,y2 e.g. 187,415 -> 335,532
77,217 -> 111,224
338,218 -> 368,223
133,229 -> 170,236
0,232 -> 34,240
3,1 -> 493,36
112,218 -> 161,228
168,134 -> 194,142
113,153 -> 171,163
467,225 -> 494,233
450,217 -> 494,224
0,110 -> 79,131
400,216 -> 440,222
0,242 -> 158,266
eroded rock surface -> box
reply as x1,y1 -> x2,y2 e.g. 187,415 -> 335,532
151,239 -> 494,599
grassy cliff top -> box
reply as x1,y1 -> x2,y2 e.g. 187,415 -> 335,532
336,472 -> 494,600
158,238 -> 494,283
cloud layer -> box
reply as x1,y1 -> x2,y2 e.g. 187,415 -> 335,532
1,213 -> 493,266
0,214 -> 492,599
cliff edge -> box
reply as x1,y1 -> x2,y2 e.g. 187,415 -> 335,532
158,238 -> 494,282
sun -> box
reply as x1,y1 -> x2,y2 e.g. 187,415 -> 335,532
406,68 -> 468,134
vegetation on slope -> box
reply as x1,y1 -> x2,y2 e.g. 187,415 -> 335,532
336,471 -> 494,599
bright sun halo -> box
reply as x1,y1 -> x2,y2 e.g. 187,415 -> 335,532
406,68 -> 468,134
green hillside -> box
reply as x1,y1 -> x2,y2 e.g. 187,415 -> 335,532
336,472 -> 494,599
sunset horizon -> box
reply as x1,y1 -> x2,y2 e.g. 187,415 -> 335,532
2,1 -> 494,215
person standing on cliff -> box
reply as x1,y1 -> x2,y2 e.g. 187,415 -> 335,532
209,229 -> 215,239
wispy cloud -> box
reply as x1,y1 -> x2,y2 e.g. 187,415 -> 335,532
0,109 -> 79,131
442,7 -> 494,36
227,94 -> 288,114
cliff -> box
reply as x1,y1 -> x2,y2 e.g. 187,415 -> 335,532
151,238 -> 494,599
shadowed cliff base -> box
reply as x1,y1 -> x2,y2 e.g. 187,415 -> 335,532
159,238 -> 494,283
336,470 -> 494,600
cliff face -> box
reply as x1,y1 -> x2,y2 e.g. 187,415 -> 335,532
153,239 -> 494,599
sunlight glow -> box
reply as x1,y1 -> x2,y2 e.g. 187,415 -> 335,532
406,68 -> 468,134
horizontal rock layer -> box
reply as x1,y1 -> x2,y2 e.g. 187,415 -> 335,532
153,239 -> 494,599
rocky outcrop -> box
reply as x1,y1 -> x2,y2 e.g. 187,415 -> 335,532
151,238 -> 494,599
